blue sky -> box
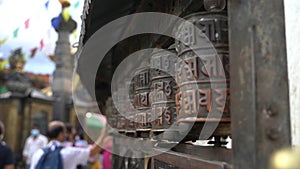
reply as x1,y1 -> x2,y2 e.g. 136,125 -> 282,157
0,0 -> 83,74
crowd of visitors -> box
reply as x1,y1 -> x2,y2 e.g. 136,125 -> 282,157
0,119 -> 112,169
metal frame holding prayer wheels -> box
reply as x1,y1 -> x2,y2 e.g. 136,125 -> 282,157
228,0 -> 291,168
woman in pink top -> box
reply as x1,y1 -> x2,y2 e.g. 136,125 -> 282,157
101,136 -> 113,169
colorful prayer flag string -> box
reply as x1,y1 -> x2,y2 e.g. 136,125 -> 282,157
45,0 -> 50,9
62,8 -> 70,22
13,27 -> 19,38
24,18 -> 30,29
74,0 -> 80,9
0,37 -> 8,46
40,39 -> 44,51
30,47 -> 38,58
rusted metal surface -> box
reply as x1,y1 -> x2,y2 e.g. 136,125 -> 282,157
152,148 -> 230,169
150,47 -> 178,132
116,86 -> 127,133
107,95 -> 118,129
78,0 -> 292,168
228,0 -> 291,168
174,11 -> 230,141
109,87 -> 130,133
133,67 -> 152,135
124,78 -> 136,133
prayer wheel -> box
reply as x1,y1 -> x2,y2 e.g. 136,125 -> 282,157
174,11 -> 230,141
124,78 -> 136,134
149,47 -> 178,134
133,67 -> 152,136
116,86 -> 127,133
105,97 -> 114,128
107,92 -> 119,130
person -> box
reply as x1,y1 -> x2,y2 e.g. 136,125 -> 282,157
74,129 -> 89,169
74,130 -> 88,148
30,121 -> 107,169
63,123 -> 76,147
0,120 -> 15,169
23,124 -> 48,169
100,136 -> 113,169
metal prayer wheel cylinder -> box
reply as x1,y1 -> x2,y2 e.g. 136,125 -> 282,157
108,92 -> 119,129
175,12 -> 228,52
116,115 -> 126,133
133,108 -> 151,131
150,48 -> 178,131
125,114 -> 136,132
174,11 -> 230,140
203,0 -> 226,12
110,107 -> 119,129
124,78 -> 136,132
133,67 -> 152,131
106,97 -> 117,129
115,87 -> 126,133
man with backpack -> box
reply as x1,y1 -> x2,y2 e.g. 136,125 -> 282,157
30,121 -> 107,169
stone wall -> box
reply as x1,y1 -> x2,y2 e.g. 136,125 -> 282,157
0,98 -> 53,154
22,100 -> 53,148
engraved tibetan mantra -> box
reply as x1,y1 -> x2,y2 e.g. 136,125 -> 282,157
133,68 -> 152,131
175,11 -> 230,139
124,78 -> 136,132
150,47 -> 178,131
116,87 -> 126,133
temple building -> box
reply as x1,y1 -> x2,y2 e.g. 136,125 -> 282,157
0,48 -> 54,157
0,48 -> 98,164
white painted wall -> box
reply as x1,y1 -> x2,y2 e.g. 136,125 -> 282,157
284,0 -> 300,146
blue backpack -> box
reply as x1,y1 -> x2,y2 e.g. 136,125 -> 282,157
35,144 -> 64,169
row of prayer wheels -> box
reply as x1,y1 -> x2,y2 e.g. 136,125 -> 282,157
107,11 -> 230,142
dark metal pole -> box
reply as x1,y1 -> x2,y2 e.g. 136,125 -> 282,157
228,0 -> 291,168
